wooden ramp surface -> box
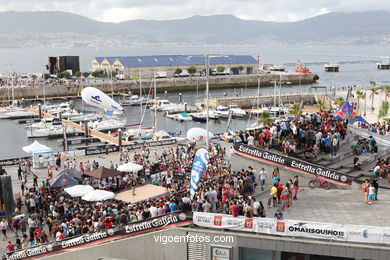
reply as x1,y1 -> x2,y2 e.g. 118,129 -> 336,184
115,184 -> 167,204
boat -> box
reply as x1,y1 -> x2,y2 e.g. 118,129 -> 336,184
324,64 -> 339,72
150,100 -> 174,111
27,125 -> 76,138
160,103 -> 187,113
0,109 -> 36,120
229,104 -> 246,117
26,117 -> 61,130
88,118 -> 127,132
121,95 -> 149,106
269,65 -> 285,72
124,128 -> 154,140
190,113 -> 207,122
176,113 -> 192,122
216,105 -> 230,118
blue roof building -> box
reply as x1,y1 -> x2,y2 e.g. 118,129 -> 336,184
92,55 -> 257,78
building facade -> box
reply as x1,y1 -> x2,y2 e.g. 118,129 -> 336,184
91,55 -> 258,79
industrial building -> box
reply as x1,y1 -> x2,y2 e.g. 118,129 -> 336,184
47,56 -> 80,75
91,55 -> 258,79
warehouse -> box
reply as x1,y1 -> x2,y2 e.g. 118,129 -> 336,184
91,55 -> 257,79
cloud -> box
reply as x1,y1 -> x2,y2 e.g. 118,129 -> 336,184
0,0 -> 389,22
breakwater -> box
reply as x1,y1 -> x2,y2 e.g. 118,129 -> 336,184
0,73 -> 313,101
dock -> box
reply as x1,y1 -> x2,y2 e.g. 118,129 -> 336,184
207,93 -> 316,109
27,108 -> 130,146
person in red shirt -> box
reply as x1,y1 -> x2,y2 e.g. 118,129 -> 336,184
33,227 -> 42,243
264,128 -> 271,149
258,131 -> 264,149
231,201 -> 239,217
5,241 -> 15,253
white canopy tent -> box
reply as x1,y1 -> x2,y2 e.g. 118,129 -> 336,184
64,185 -> 94,197
81,190 -> 115,202
117,162 -> 143,172
22,140 -> 52,153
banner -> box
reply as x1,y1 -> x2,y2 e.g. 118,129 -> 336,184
286,219 -> 347,242
60,150 -> 86,157
233,142 -> 353,186
193,212 -> 389,246
0,157 -> 29,167
3,212 -> 192,260
190,148 -> 209,199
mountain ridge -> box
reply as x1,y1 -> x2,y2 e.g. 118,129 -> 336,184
0,11 -> 389,47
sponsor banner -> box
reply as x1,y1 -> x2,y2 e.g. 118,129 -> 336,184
346,224 -> 382,244
85,145 -> 119,155
190,148 -> 209,199
193,213 -> 255,233
233,142 -> 353,186
3,212 -> 192,260
194,213 -> 390,245
255,217 -> 285,236
382,228 -> 390,245
286,219 -> 347,242
60,150 -> 86,157
123,139 -> 177,150
0,157 -> 30,167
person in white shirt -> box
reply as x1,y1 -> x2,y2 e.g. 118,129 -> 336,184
247,135 -> 254,146
150,203 -> 158,217
259,168 -> 266,191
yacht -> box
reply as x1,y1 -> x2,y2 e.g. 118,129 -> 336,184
190,113 -> 207,122
229,104 -> 246,117
176,113 -> 192,122
150,100 -> 174,111
159,103 -> 187,113
121,95 -> 149,106
26,117 -> 61,130
216,105 -> 230,118
27,125 -> 76,138
88,118 -> 127,132
0,109 -> 36,120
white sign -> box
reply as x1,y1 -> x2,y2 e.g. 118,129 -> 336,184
211,246 -> 231,260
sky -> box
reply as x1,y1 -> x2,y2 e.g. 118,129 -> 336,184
0,0 -> 389,23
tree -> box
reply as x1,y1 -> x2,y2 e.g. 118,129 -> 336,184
290,103 -> 302,117
82,72 -> 90,78
370,87 -> 379,111
315,98 -> 326,112
355,90 -> 365,112
62,71 -> 71,79
378,101 -> 389,120
175,68 -> 182,75
187,66 -> 196,74
333,96 -> 345,108
44,74 -> 50,80
258,111 -> 273,127
384,86 -> 390,100
74,71 -> 82,78
31,74 -> 38,80
217,66 -> 225,73
238,66 -> 244,71
91,71 -> 99,78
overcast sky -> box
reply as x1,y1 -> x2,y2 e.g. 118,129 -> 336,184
0,0 -> 389,23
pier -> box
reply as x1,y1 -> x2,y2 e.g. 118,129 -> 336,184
207,93 -> 316,109
0,73 -> 313,101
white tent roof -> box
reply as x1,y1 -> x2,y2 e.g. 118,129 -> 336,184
117,162 -> 143,172
22,140 -> 52,153
82,190 -> 115,201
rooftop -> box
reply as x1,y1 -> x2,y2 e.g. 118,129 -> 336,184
93,55 -> 257,67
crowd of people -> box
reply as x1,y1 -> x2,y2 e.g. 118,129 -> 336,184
235,112 -> 348,159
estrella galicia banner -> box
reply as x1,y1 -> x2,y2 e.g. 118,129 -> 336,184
190,148 -> 210,199
3,212 -> 192,260
233,142 -> 353,186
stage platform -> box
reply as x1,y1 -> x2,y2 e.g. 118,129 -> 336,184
115,184 -> 168,203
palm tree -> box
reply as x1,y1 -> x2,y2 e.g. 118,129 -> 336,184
315,98 -> 326,112
370,87 -> 379,111
290,103 -> 301,117
355,90 -> 365,112
333,96 -> 345,108
258,111 -> 273,127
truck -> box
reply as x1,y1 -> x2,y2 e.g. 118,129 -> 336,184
153,71 -> 167,78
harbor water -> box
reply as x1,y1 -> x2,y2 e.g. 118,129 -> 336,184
0,44 -> 390,159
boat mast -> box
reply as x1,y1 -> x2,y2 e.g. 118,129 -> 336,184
153,76 -> 157,134
205,55 -> 210,148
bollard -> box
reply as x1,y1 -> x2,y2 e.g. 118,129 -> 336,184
179,93 -> 182,103
164,91 -> 168,98
38,104 -> 42,118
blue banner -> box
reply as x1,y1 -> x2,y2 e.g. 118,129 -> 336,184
190,148 -> 210,200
